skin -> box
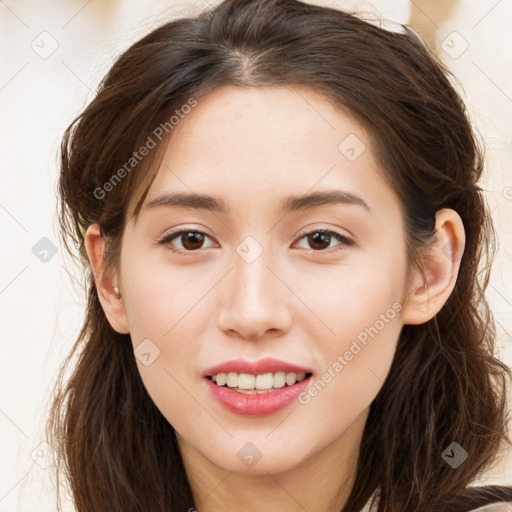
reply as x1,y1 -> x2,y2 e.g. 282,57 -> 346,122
85,85 -> 465,512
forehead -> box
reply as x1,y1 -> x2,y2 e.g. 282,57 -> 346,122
135,84 -> 398,220
166,84 -> 359,158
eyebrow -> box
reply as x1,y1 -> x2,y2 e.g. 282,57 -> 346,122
143,190 -> 372,215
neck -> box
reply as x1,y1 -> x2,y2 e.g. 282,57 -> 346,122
178,409 -> 369,512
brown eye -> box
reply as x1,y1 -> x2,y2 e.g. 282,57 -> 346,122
296,229 -> 353,252
179,232 -> 205,250
307,231 -> 332,251
158,230 -> 215,253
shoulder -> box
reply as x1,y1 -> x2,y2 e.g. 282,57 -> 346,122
469,504 -> 512,512
438,484 -> 512,511
361,485 -> 512,511
461,485 -> 512,511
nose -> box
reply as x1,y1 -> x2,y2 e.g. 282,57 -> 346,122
216,247 -> 293,341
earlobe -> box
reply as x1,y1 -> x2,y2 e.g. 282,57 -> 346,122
84,223 -> 130,334
402,208 -> 465,326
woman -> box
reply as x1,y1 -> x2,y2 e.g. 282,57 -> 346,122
47,0 -> 512,510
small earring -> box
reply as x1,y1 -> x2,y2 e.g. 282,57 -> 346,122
114,286 -> 123,302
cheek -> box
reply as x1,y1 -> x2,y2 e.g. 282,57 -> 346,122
122,248 -> 212,343
303,298 -> 403,407
295,249 -> 405,344
125,280 -> 209,437
295,250 -> 405,399
120,253 -> 209,413
296,301 -> 403,454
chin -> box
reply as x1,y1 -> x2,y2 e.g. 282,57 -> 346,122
220,453 -> 305,476
199,436 -> 311,476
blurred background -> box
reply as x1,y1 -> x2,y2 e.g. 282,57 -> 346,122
0,0 -> 511,510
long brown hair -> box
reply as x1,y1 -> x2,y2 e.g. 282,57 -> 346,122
47,0 -> 512,510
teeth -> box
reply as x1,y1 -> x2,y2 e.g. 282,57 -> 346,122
211,371 -> 309,391
226,372 -> 238,387
273,372 -> 286,388
215,373 -> 227,386
238,373 -> 255,389
285,372 -> 297,386
255,373 -> 274,389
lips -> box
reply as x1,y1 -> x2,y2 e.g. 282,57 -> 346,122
202,357 -> 312,377
202,357 -> 314,416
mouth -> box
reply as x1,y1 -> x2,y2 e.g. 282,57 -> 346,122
202,357 -> 314,416
206,371 -> 313,394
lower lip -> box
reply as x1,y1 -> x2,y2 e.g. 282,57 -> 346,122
204,377 -> 311,417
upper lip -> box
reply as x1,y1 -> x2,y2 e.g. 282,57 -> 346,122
203,357 -> 313,377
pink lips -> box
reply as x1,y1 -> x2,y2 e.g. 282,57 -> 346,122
202,357 -> 313,417
202,357 -> 312,377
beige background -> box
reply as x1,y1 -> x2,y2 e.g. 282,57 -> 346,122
0,0 -> 511,510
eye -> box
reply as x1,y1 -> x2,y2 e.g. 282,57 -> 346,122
157,229 -> 217,253
294,229 -> 354,252
157,228 -> 354,254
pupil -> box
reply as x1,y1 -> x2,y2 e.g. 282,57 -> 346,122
183,232 -> 203,250
309,232 -> 330,250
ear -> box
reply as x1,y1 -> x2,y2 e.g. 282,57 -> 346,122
402,208 -> 466,325
84,223 -> 130,334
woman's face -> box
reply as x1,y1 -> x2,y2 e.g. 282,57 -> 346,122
117,85 -> 411,475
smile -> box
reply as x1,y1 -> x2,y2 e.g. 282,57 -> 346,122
202,357 -> 314,416
208,371 -> 310,393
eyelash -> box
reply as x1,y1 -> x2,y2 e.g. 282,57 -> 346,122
157,228 -> 354,255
